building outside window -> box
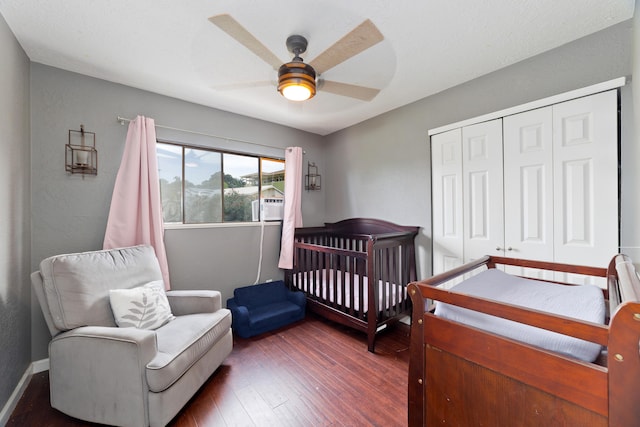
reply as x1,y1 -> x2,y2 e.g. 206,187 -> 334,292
157,142 -> 284,224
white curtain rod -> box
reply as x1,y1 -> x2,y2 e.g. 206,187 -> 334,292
116,115 -> 299,153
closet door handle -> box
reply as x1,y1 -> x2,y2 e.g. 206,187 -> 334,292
496,247 -> 502,251
507,247 -> 513,251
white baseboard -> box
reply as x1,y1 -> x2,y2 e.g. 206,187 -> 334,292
32,358 -> 49,374
0,358 -> 49,425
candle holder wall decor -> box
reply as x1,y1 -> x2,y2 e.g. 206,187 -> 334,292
66,124 -> 97,176
305,161 -> 321,191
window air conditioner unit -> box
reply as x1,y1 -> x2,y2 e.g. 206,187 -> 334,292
251,198 -> 284,221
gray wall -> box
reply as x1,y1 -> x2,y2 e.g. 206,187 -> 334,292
0,12 -> 31,416
324,19 -> 636,280
30,64 -> 325,360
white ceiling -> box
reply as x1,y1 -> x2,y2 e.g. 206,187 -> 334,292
0,1 -> 635,135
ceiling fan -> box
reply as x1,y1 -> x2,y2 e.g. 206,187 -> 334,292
208,14 -> 384,102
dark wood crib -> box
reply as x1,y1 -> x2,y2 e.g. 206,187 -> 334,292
285,218 -> 419,352
407,254 -> 640,426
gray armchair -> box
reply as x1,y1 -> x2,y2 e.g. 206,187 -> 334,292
31,245 -> 233,427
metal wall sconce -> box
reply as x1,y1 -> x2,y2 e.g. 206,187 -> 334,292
66,124 -> 97,176
305,161 -> 321,191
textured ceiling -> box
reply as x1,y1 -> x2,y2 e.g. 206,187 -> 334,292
0,0 -> 635,135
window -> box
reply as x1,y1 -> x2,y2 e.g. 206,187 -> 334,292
157,142 -> 284,224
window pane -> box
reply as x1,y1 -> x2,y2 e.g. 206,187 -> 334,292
259,158 -> 285,221
157,143 -> 183,223
184,148 -> 222,223
261,158 -> 285,195
223,153 -> 259,222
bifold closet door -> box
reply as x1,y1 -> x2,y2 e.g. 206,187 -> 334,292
503,106 -> 554,263
431,87 -> 619,279
462,119 -> 504,262
553,90 -> 618,268
431,128 -> 463,275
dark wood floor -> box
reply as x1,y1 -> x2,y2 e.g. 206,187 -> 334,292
8,313 -> 410,426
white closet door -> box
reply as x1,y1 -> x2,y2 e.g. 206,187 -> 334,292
462,119 -> 504,262
553,90 -> 618,268
503,106 -> 554,262
431,128 -> 463,275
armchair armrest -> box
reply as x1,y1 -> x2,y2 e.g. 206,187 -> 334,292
165,290 -> 222,315
48,326 -> 157,427
226,298 -> 250,330
287,289 -> 307,308
51,325 -> 157,364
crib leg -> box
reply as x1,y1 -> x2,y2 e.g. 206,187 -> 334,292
367,333 -> 376,353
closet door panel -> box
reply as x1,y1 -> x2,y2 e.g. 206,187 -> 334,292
462,119 -> 504,262
553,90 -> 618,268
503,106 -> 554,262
432,128 -> 463,275
430,85 -> 619,282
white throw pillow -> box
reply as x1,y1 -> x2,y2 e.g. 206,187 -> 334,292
109,281 -> 175,329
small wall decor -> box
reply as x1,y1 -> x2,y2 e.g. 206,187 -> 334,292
66,124 -> 97,175
305,161 -> 321,191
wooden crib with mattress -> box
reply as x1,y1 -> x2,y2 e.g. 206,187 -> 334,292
285,218 -> 419,352
407,254 -> 640,426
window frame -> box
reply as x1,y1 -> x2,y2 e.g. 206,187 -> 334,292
156,140 -> 285,227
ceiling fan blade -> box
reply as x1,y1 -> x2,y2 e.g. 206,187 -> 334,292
320,80 -> 380,101
212,80 -> 275,91
208,14 -> 282,70
310,19 -> 384,75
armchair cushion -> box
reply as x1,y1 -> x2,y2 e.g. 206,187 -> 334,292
233,280 -> 288,309
248,302 -> 303,330
40,245 -> 162,330
146,309 -> 231,392
109,281 -> 175,329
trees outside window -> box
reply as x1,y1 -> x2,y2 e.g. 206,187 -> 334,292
157,142 -> 284,224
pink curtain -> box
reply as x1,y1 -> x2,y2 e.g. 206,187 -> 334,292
278,147 -> 303,269
103,116 -> 171,288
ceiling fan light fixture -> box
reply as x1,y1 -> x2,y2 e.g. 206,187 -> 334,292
278,60 -> 316,101
209,19 -> 384,103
